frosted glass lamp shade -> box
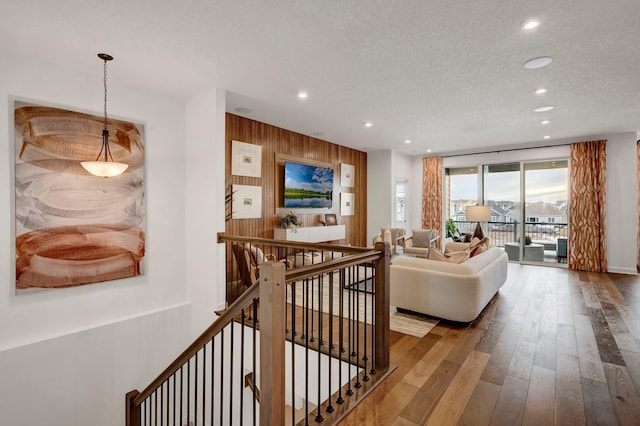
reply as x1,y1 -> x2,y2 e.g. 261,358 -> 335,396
81,161 -> 129,177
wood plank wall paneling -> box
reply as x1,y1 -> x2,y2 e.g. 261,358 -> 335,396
225,113 -> 367,247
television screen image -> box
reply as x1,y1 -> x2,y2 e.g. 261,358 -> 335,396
284,161 -> 333,208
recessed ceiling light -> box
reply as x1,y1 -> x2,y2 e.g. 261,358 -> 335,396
405,139 -> 411,144
312,132 -> 324,137
523,20 -> 540,30
426,149 -> 432,153
535,88 -> 547,95
541,120 -> 550,125
297,91 -> 308,99
364,122 -> 373,128
534,105 -> 554,112
524,56 -> 553,69
544,135 -> 551,139
234,107 -> 252,114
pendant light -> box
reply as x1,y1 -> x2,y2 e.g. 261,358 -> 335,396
81,53 -> 129,177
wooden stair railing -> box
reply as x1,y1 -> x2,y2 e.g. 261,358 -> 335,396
125,261 -> 285,425
127,236 -> 392,425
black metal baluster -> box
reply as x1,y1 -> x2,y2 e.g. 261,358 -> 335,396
240,310 -> 245,426
219,329 -> 224,426
202,344 -> 206,425
326,270 -> 335,414
310,271 -> 315,343
194,352 -> 198,423
337,268 -> 345,405
252,300 -> 258,426
229,322 -> 234,425
179,366 -> 183,426
305,277 -> 310,425
187,360 -> 191,425
346,267 -> 353,397
291,282 -> 296,426
355,264 -> 362,389
209,334 -> 218,426
362,261 -> 369,383
315,273 -> 324,423
370,261 -> 376,376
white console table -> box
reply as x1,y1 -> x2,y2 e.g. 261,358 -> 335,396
273,225 -> 345,243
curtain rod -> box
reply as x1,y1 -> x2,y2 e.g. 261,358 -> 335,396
441,143 -> 571,158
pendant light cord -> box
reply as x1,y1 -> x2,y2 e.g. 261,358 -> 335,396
103,58 -> 108,131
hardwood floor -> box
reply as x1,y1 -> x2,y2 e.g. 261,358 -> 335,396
338,263 -> 640,425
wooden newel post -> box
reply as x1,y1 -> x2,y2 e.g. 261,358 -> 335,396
125,390 -> 140,426
374,241 -> 391,372
259,262 -> 286,425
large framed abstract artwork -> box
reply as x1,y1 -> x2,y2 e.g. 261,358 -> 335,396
13,100 -> 146,293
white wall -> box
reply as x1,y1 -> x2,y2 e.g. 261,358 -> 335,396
428,133 -> 638,274
185,88 -> 227,334
366,150 -> 392,244
0,52 -> 198,425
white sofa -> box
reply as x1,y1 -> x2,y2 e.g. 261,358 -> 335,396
390,246 -> 508,322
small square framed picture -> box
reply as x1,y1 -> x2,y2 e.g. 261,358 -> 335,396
325,213 -> 337,226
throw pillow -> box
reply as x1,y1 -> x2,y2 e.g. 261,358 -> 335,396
470,236 -> 490,249
469,245 -> 487,257
427,247 -> 450,262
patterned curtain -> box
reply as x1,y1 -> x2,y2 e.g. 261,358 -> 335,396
569,140 -> 607,272
637,140 -> 640,273
422,157 -> 443,249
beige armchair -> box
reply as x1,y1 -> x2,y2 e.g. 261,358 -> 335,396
401,229 -> 439,256
372,227 -> 406,254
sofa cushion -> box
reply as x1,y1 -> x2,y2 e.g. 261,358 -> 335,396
447,251 -> 470,263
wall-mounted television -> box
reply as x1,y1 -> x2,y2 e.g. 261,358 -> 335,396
284,161 -> 333,208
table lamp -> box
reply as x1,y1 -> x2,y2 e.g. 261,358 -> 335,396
466,205 -> 491,239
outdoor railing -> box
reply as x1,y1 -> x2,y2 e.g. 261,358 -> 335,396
453,220 -> 568,249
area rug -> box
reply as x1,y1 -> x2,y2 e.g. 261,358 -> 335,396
288,271 -> 437,338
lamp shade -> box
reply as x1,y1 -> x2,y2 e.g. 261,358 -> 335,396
466,205 -> 491,222
81,161 -> 129,178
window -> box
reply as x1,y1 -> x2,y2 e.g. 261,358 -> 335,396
445,167 -> 477,220
395,179 -> 406,224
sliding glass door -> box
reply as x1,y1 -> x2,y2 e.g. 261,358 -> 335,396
523,160 -> 568,263
445,158 -> 569,265
483,163 -> 521,259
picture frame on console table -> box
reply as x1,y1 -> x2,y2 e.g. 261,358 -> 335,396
325,213 -> 337,225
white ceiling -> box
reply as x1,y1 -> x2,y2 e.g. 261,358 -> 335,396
2,1 -> 639,155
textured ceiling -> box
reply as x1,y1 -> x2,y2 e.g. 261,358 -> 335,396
1,1 -> 639,155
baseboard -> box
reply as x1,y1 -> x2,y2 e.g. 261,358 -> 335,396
607,266 -> 638,275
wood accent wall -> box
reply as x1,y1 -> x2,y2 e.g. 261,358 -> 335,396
225,113 -> 367,247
